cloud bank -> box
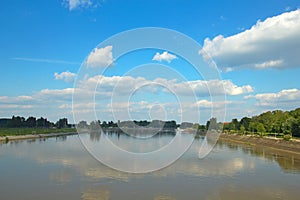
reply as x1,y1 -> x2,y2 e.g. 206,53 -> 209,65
0,75 -> 253,122
199,9 -> 300,71
79,75 -> 253,97
245,88 -> 300,108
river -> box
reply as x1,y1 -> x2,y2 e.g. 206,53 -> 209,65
0,133 -> 299,200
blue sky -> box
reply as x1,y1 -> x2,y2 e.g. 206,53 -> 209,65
1,0 -> 300,123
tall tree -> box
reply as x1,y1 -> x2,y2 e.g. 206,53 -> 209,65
291,118 -> 300,137
240,117 -> 251,131
56,118 -> 68,129
26,116 -> 36,127
256,123 -> 266,135
231,118 -> 240,130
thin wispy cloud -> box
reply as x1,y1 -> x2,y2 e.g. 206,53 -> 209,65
12,57 -> 81,65
220,15 -> 227,21
62,0 -> 101,11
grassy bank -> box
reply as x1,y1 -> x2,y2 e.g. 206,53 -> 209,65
0,127 -> 76,137
219,133 -> 300,154
223,130 -> 296,141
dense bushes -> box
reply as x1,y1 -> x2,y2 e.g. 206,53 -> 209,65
223,108 -> 300,137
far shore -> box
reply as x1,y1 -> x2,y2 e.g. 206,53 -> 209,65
0,132 -> 77,142
1,131 -> 300,155
219,133 -> 300,155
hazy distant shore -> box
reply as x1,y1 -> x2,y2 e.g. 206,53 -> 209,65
219,133 -> 300,155
0,132 -> 77,142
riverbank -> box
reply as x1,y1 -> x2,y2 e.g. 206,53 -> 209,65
0,132 -> 77,142
219,133 -> 300,155
2,130 -> 300,155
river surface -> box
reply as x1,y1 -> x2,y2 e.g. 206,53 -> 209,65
0,133 -> 299,200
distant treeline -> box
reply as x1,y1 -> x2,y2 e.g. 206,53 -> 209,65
0,116 -> 71,129
77,120 -> 192,129
1,107 -> 299,137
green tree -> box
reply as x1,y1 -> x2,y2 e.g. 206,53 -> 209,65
36,117 -> 48,127
231,118 -> 239,131
240,125 -> 246,134
256,122 -> 266,136
164,120 -> 177,129
198,124 -> 206,130
290,108 -> 300,119
240,117 -> 251,131
290,117 -> 300,137
8,116 -> 25,127
249,122 -> 257,134
101,121 -> 108,128
25,116 -> 36,128
56,118 -> 68,129
228,122 -> 235,132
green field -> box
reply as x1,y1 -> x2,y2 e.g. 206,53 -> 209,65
0,128 -> 76,137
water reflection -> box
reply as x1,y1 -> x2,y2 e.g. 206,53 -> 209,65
87,131 -> 177,153
0,133 -> 300,200
81,131 -> 196,173
205,185 -> 299,200
153,195 -> 176,200
49,169 -> 72,184
1,133 -> 300,178
81,188 -> 110,200
218,140 -> 300,173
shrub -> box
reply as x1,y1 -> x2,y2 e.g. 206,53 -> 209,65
283,134 -> 291,141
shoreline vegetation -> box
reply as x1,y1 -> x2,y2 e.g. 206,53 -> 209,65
1,107 -> 300,151
0,116 -> 76,142
0,131 -> 77,142
0,127 -> 76,136
219,133 -> 300,155
0,128 -> 77,142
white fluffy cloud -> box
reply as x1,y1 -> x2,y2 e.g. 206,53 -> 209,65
79,75 -> 253,97
63,0 -> 94,11
173,79 -> 253,96
54,71 -> 76,83
152,51 -> 177,63
199,9 -> 300,71
74,76 -> 252,122
86,46 -> 114,68
246,88 -> 300,108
